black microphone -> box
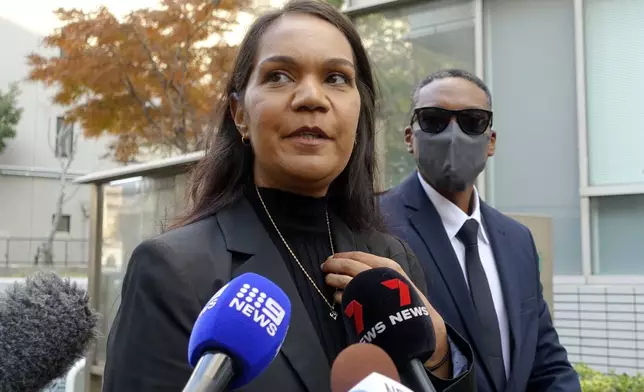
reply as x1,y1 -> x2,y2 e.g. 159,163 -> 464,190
341,267 -> 438,392
0,271 -> 98,392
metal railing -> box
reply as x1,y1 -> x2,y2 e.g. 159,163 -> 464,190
0,237 -> 89,268
553,285 -> 644,374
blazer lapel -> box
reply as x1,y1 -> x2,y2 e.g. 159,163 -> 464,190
400,174 -> 500,389
480,202 -> 521,390
217,198 -> 330,392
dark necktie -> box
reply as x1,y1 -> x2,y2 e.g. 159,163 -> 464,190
457,219 -> 506,390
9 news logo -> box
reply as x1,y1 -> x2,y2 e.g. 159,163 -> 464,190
344,278 -> 427,343
228,283 -> 286,337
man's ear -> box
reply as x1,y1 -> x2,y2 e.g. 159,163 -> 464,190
487,130 -> 497,157
404,126 -> 414,154
229,93 -> 246,135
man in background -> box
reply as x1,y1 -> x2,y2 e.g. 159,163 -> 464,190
380,69 -> 579,392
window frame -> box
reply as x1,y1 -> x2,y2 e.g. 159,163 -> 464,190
573,0 -> 644,282
52,213 -> 71,233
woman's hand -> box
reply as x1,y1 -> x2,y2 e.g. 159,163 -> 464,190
321,251 -> 450,377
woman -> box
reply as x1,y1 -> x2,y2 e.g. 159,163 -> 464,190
102,1 -> 475,391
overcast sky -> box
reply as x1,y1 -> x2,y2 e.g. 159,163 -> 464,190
1,0 -> 286,39
2,0 -> 159,35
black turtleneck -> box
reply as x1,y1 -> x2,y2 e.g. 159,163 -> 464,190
245,184 -> 347,365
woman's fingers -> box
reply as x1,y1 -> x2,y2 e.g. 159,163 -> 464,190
322,256 -> 371,277
334,290 -> 343,305
325,273 -> 352,289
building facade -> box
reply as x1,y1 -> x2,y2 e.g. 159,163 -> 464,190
0,18 -> 117,270
344,0 -> 644,375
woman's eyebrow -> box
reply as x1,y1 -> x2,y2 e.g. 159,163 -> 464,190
258,55 -> 355,70
258,55 -> 298,68
325,57 -> 355,70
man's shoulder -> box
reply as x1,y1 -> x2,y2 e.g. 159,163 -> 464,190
378,179 -> 410,205
379,183 -> 402,199
378,182 -> 412,223
480,202 -> 532,240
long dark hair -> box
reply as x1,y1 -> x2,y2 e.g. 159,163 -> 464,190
171,0 -> 382,232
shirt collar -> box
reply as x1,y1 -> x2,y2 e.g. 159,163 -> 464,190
417,172 -> 489,244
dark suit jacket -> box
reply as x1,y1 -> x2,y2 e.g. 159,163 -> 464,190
102,196 -> 476,392
380,173 -> 580,392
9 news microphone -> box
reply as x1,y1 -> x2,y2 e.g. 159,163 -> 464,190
341,267 -> 438,392
330,343 -> 412,392
184,272 -> 291,392
0,271 -> 98,392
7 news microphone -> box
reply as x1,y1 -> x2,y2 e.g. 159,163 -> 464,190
183,272 -> 292,392
341,267 -> 439,392
0,271 -> 98,392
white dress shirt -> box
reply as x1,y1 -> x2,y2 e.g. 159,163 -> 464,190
417,172 -> 511,377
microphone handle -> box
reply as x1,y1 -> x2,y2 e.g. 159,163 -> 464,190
405,358 -> 438,392
183,352 -> 235,392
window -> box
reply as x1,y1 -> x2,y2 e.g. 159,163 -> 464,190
53,214 -> 71,233
96,173 -> 188,363
355,0 -> 475,189
584,0 -> 644,274
584,0 -> 644,187
590,194 -> 644,275
483,0 -> 581,275
55,116 -> 74,158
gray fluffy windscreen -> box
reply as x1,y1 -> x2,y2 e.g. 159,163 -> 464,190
0,271 -> 99,392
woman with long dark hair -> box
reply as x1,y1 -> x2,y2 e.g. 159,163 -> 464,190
102,1 -> 475,391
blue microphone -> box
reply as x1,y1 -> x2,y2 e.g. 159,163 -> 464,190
183,273 -> 292,392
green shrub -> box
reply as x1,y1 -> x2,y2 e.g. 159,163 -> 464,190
576,363 -> 644,391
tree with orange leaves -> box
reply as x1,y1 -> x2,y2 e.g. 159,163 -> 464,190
27,0 -> 251,163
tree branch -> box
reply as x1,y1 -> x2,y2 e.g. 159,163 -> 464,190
122,75 -> 163,132
130,22 -> 189,152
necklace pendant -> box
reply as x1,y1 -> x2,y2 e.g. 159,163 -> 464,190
329,310 -> 338,320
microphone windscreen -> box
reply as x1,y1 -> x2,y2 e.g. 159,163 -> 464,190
341,267 -> 436,365
188,272 -> 291,389
330,343 -> 400,392
347,373 -> 414,392
0,271 -> 98,392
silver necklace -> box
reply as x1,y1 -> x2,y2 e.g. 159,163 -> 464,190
255,186 -> 339,320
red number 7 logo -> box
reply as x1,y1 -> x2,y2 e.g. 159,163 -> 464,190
344,300 -> 364,334
381,278 -> 411,306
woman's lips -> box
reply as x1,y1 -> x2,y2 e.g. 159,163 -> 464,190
285,126 -> 332,146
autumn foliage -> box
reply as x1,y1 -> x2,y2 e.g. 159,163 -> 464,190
27,0 -> 251,163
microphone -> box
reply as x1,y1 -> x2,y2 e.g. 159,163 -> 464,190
330,342 -> 409,392
0,271 -> 98,392
184,272 -> 291,391
341,267 -> 437,392
347,373 -> 414,392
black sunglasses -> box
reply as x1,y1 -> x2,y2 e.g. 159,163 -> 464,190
410,107 -> 493,136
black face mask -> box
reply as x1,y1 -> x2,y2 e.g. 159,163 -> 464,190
414,122 -> 490,192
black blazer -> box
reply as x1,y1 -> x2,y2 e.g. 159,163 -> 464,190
102,196 -> 476,392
